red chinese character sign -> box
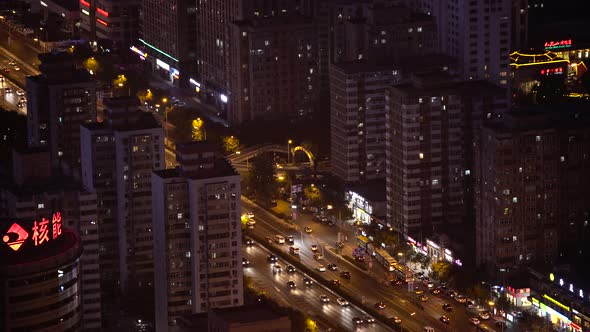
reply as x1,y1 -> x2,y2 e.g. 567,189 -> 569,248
540,67 -> 564,76
2,211 -> 64,252
544,39 -> 572,50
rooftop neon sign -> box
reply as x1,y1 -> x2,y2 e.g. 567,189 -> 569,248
3,212 -> 63,252
545,39 -> 572,50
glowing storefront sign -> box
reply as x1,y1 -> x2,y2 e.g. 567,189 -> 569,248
426,239 -> 439,249
540,67 -> 563,75
543,294 -> 570,311
96,8 -> 109,17
189,78 -> 201,87
156,59 -> 170,71
80,0 -> 90,7
3,212 -> 63,251
130,46 -> 148,58
545,39 -> 572,50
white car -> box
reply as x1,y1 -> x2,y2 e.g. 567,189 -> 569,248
316,265 -> 326,272
336,297 -> 349,307
246,211 -> 254,219
393,316 -> 402,324
469,317 -> 481,325
319,295 -> 330,303
13,65 -> 20,71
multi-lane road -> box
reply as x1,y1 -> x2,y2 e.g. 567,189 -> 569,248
244,241 -> 392,331
243,198 -> 515,332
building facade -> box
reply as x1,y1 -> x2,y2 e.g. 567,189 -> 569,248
81,97 -> 164,293
1,223 -> 83,332
385,74 -> 506,239
26,51 -> 96,173
407,0 -> 511,86
228,15 -> 319,125
0,150 -> 100,330
152,142 -> 243,331
79,0 -> 140,49
475,109 -> 590,274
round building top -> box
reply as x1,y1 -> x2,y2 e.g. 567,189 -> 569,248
1,213 -> 82,277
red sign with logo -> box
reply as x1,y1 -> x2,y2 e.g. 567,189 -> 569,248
3,211 -> 63,252
544,39 -> 572,49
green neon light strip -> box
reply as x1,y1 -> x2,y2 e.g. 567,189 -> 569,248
138,39 -> 178,63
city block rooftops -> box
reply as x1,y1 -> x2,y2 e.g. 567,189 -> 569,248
331,54 -> 458,76
390,73 -> 506,97
483,105 -> 590,135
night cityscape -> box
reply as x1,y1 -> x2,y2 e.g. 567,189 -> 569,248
1,0 -> 590,331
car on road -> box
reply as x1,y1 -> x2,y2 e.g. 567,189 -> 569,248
267,254 -> 278,263
242,257 -> 249,266
4,87 -> 12,94
469,317 -> 481,325
442,303 -> 453,312
374,302 -> 386,310
336,241 -> 344,249
455,295 -> 467,303
286,235 -> 294,245
393,316 -> 402,324
316,265 -> 326,272
313,253 -> 323,260
2,67 -> 10,73
352,317 -> 364,325
275,234 -> 285,244
272,264 -> 282,273
319,295 -> 330,303
13,66 -> 20,71
303,277 -> 313,286
419,295 -> 429,302
414,288 -> 424,295
244,237 -> 254,246
286,265 -> 296,274
364,316 -> 375,324
431,288 -> 441,295
478,312 -> 490,320
0,75 -> 3,82
440,315 -> 450,324
304,226 -> 313,233
340,271 -> 351,279
8,60 -> 17,66
327,263 -> 338,271
330,279 -> 341,287
336,297 -> 349,307
287,281 -> 296,289
245,211 -> 254,219
17,101 -> 25,108
310,244 -> 318,252
289,246 -> 300,255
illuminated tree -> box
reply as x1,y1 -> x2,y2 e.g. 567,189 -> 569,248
113,74 -> 127,87
431,261 -> 452,282
83,57 -> 99,72
222,135 -> 240,154
191,118 -> 206,141
303,184 -> 322,206
304,318 -> 319,332
248,154 -> 276,204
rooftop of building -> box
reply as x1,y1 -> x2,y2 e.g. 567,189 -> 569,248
82,109 -> 161,132
332,54 -> 456,75
232,13 -> 314,29
210,303 -> 289,325
391,73 -> 506,97
153,158 -> 238,181
484,105 -> 590,135
347,179 -> 386,203
510,49 -> 568,67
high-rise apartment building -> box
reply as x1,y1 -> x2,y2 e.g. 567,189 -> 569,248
138,0 -> 197,87
228,15 -> 319,124
0,148 -> 101,331
81,97 -> 164,293
476,109 -> 590,275
328,3 -> 437,184
26,51 -> 96,172
385,74 -> 506,238
152,142 -> 243,331
79,0 -> 140,49
330,62 -> 402,183
195,0 -> 309,121
407,0 -> 511,85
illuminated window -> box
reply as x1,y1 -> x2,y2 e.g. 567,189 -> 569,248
177,213 -> 183,219
37,203 -> 45,209
408,28 -> 413,33
512,197 -> 518,203
536,135 -> 541,142
419,153 -> 424,160
242,31 -> 247,37
417,27 -> 422,32
465,169 -> 471,175
560,156 -> 565,162
264,40 -> 269,46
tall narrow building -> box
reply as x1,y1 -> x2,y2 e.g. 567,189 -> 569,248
81,97 -> 164,293
385,74 -> 506,239
152,142 -> 243,331
26,51 -> 96,172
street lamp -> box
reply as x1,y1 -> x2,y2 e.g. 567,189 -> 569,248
287,139 -> 293,164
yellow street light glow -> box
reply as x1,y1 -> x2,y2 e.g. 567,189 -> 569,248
162,97 -> 168,103
327,205 -> 333,210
